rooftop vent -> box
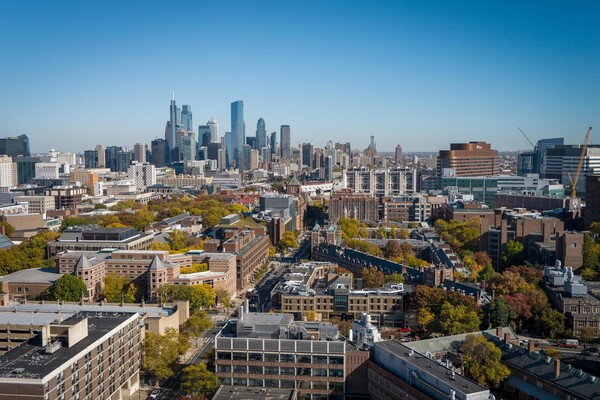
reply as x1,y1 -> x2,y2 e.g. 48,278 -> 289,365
45,341 -> 62,355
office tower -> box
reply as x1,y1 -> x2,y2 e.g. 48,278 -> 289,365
133,143 -> 147,163
168,94 -> 177,153
104,146 -> 122,171
0,134 -> 30,158
301,143 -> 314,168
0,155 -> 16,189
250,150 -> 259,170
280,125 -> 291,159
116,150 -> 132,173
225,132 -> 235,169
345,142 -> 351,156
246,136 -> 256,149
15,156 -> 38,185
546,145 -> 600,194
95,144 -> 105,167
370,135 -> 376,150
243,145 -> 252,171
395,145 -> 403,164
270,132 -> 277,155
585,175 -> 600,229
437,141 -> 500,177
256,118 -> 266,151
517,151 -> 536,175
181,104 -> 193,131
198,124 -> 211,147
207,117 -> 218,142
535,138 -> 564,178
231,100 -> 245,169
84,150 -> 99,169
207,142 -> 220,161
325,155 -> 333,181
181,136 -> 197,162
150,139 -> 167,168
127,162 -> 157,190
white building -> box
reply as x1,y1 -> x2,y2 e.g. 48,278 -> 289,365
343,167 -> 417,197
127,162 -> 156,191
14,195 -> 55,218
0,155 -> 17,190
351,313 -> 381,349
35,162 -> 60,179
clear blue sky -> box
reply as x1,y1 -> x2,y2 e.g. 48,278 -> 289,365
1,0 -> 599,153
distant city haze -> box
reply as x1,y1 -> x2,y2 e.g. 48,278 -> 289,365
1,1 -> 598,152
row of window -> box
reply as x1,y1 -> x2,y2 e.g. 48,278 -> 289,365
217,365 -> 343,377
217,352 -> 343,364
219,377 -> 343,391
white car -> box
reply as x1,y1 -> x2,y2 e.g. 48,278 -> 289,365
149,390 -> 160,399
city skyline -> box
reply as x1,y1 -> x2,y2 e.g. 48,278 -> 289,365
1,1 -> 599,153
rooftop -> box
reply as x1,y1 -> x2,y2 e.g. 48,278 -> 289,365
0,268 -> 62,284
213,386 -> 296,400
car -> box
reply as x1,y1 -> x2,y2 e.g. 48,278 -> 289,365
149,390 -> 161,399
581,349 -> 593,356
587,347 -> 599,354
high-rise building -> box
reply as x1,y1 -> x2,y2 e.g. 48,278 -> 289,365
133,143 -> 147,163
104,146 -> 122,171
150,139 -> 167,168
116,150 -> 132,173
15,156 -> 39,185
231,100 -> 245,170
127,162 -> 157,190
168,94 -> 178,153
437,141 -> 500,177
370,135 -> 376,150
207,117 -> 219,143
325,155 -> 333,181
301,143 -> 314,168
270,131 -> 277,155
545,145 -> 600,194
181,136 -> 197,162
0,155 -> 16,190
84,150 -> 99,169
181,104 -> 193,131
395,145 -> 403,164
256,118 -> 266,151
280,125 -> 291,159
0,134 -> 30,158
95,144 -> 105,167
585,174 -> 600,229
225,132 -> 235,169
198,124 -> 211,147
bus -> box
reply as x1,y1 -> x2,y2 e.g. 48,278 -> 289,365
557,339 -> 579,348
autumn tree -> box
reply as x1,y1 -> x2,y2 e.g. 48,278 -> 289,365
582,233 -> 600,281
278,231 -> 298,250
434,218 -> 480,252
103,274 -> 138,303
500,240 -> 524,268
435,302 -> 481,335
181,363 -> 220,398
160,284 -> 215,313
0,222 -> 15,238
385,273 -> 405,284
182,311 -> 212,343
361,266 -> 385,288
384,240 -> 403,259
143,328 -> 189,384
215,288 -> 232,308
460,334 -> 510,387
42,275 -> 88,302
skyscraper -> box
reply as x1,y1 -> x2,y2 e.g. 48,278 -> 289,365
256,118 -> 266,151
231,101 -> 245,170
395,145 -> 403,164
207,117 -> 219,143
95,144 -> 105,167
104,146 -> 122,172
133,143 -> 147,163
181,105 -> 193,131
181,136 -> 197,162
302,143 -> 314,168
198,124 -> 211,147
168,94 -> 177,153
150,139 -> 167,168
225,132 -> 235,169
280,125 -> 291,159
84,150 -> 98,169
0,134 -> 30,158
370,135 -> 376,150
270,132 -> 277,155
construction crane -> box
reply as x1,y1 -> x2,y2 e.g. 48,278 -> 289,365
567,126 -> 593,198
517,127 -> 536,149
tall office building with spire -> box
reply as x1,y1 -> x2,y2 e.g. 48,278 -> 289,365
168,93 -> 178,159
181,105 -> 193,131
256,118 -> 266,151
207,117 -> 219,143
231,101 -> 245,170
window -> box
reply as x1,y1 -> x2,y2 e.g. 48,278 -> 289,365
264,353 -> 278,362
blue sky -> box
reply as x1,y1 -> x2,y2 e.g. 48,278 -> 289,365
1,1 -> 599,153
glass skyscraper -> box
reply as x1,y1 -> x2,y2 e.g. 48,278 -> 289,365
280,125 -> 291,159
231,101 -> 245,170
181,105 -> 193,132
256,118 -> 266,151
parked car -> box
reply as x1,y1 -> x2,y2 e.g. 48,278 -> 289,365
149,390 -> 161,399
556,339 -> 579,348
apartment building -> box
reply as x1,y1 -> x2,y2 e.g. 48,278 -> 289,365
437,141 -> 500,177
47,228 -> 154,258
45,186 -> 87,210
343,167 -> 417,197
14,195 -> 56,217
0,312 -> 142,400
329,190 -> 379,223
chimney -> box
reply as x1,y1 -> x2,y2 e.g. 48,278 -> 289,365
496,327 -> 503,338
504,332 -> 510,343
245,299 -> 249,314
527,341 -> 535,353
491,289 -> 496,301
554,359 -> 561,378
481,280 -> 486,292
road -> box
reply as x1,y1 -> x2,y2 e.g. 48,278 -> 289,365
252,260 -> 290,312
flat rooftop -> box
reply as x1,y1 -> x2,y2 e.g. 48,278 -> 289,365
213,386 -> 296,400
0,302 -> 173,319
0,312 -> 135,379
0,268 -> 62,284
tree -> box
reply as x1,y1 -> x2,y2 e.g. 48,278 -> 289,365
278,231 -> 298,250
361,266 -> 385,288
436,302 -> 481,335
582,233 -> 600,281
143,328 -> 189,384
169,230 -> 188,252
215,288 -> 232,308
545,348 -> 561,359
500,240 -> 524,268
182,311 -> 212,343
535,307 -> 565,338
385,273 -> 405,284
489,270 -> 534,296
124,283 -> 137,303
42,275 -> 88,301
160,284 -> 215,313
0,221 -> 15,238
488,298 -> 517,328
434,218 -> 480,252
181,363 -> 220,398
306,310 -> 317,321
460,334 -> 510,387
103,274 -> 129,303
347,239 -> 383,257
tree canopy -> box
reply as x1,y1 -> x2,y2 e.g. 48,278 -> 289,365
460,334 -> 510,387
42,274 -> 88,302
181,363 -> 220,398
159,284 -> 215,313
361,266 -> 385,288
0,231 -> 60,276
102,274 -> 137,303
143,328 -> 189,384
434,218 -> 480,252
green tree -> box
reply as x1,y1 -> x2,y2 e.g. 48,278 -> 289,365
385,273 -> 405,284
434,218 -> 480,252
436,302 -> 481,335
0,222 -> 15,238
500,240 -> 524,268
103,274 -> 129,302
488,298 -> 517,328
460,334 -> 510,387
182,311 -> 212,343
535,307 -> 566,338
181,363 -> 220,398
143,328 -> 189,384
169,230 -> 188,252
582,233 -> 600,281
124,283 -> 137,303
42,275 -> 88,301
215,288 -> 232,308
